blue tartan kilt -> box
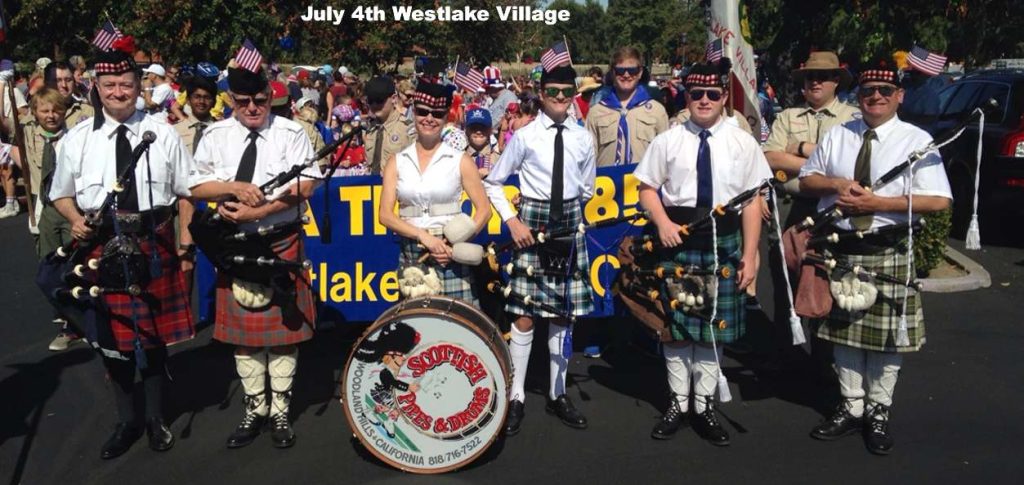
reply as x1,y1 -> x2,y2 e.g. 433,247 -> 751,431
656,230 -> 744,344
399,237 -> 478,306
506,198 -> 594,318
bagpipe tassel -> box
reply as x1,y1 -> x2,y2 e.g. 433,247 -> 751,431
717,372 -> 732,403
895,315 -> 910,347
965,214 -> 982,250
965,109 -> 985,250
789,313 -> 806,345
768,185 -> 805,346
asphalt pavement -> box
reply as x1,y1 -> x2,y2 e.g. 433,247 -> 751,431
1,210 -> 1022,485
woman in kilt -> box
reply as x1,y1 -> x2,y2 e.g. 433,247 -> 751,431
799,63 -> 951,455
633,63 -> 771,446
379,75 -> 491,305
483,65 -> 598,435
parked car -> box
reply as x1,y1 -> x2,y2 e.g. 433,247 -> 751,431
901,69 -> 1024,245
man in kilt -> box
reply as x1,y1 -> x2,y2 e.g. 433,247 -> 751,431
799,62 -> 951,455
483,65 -> 597,435
48,38 -> 195,458
633,63 -> 770,446
189,58 -> 319,449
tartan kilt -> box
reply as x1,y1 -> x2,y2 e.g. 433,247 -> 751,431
398,237 -> 478,305
506,198 -> 594,318
213,233 -> 316,347
660,230 -> 744,344
88,218 -> 194,352
816,248 -> 924,353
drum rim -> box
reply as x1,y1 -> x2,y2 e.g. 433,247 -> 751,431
339,299 -> 511,474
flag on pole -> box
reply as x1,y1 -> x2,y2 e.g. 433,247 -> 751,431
234,39 -> 263,73
707,0 -> 761,134
540,41 -> 572,71
91,20 -> 124,51
706,38 -> 724,63
454,63 -> 484,92
907,45 -> 947,76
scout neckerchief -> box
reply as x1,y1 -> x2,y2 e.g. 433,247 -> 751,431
599,86 -> 652,165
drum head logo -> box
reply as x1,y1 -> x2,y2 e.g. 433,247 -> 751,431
343,315 -> 508,472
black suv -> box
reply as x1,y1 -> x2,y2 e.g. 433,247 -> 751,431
902,69 -> 1024,245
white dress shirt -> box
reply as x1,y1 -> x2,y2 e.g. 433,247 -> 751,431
189,114 -> 319,230
800,116 -> 952,230
484,111 -> 597,221
49,110 -> 194,212
395,142 -> 466,229
634,119 -> 772,207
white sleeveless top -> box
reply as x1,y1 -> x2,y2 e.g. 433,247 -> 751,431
395,142 -> 466,229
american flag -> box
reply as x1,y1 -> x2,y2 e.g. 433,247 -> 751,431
91,20 -> 124,52
234,39 -> 263,73
541,41 -> 572,71
706,38 -> 724,63
907,45 -> 947,76
454,63 -> 484,92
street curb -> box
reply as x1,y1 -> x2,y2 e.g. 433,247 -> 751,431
919,245 -> 991,293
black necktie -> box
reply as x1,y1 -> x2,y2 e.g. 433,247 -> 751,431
236,131 -> 259,183
193,122 -> 207,154
371,127 -> 385,173
696,129 -> 713,208
550,123 -> 566,224
115,125 -> 139,211
40,136 -> 58,205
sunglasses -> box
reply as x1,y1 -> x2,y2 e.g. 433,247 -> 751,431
233,96 -> 269,107
414,107 -> 447,119
858,85 -> 897,98
688,89 -> 723,101
614,66 -> 642,76
543,87 -> 577,98
804,71 -> 838,83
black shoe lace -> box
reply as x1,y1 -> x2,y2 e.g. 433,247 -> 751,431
701,407 -> 721,428
662,401 -> 682,423
869,418 -> 887,434
830,404 -> 853,424
271,413 -> 290,431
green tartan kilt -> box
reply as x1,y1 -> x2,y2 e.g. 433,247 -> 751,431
399,237 -> 478,306
658,230 -> 744,344
506,198 -> 594,318
815,248 -> 925,353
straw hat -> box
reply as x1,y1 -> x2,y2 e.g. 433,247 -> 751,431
792,51 -> 853,88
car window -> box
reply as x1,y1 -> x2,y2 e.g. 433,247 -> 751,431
941,82 -> 985,120
973,82 -> 1010,123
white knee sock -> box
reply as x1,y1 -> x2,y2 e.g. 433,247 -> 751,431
833,345 -> 867,417
509,325 -> 533,403
268,349 -> 298,416
663,344 -> 693,412
692,345 -> 722,413
235,349 -> 268,416
548,323 -> 569,400
866,351 -> 902,409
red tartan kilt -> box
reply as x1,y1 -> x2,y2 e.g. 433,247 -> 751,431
89,218 -> 194,352
213,233 -> 316,347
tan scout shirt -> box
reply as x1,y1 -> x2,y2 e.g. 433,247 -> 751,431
64,101 -> 94,129
673,108 -> 753,136
586,97 -> 668,167
465,143 -> 499,171
21,121 -> 66,197
295,118 -> 326,162
762,97 -> 860,152
173,114 -> 213,154
366,108 -> 415,174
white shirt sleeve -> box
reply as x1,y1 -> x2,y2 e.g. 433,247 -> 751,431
49,131 -> 78,202
632,133 -> 668,189
800,128 -> 832,178
909,147 -> 952,198
580,130 -> 597,200
485,129 -> 526,221
188,131 -> 220,188
151,84 -> 174,106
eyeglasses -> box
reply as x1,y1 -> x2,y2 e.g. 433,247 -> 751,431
232,96 -> 270,107
858,85 -> 897,98
688,89 -> 723,101
543,87 -> 577,98
414,107 -> 447,119
805,71 -> 838,83
614,66 -> 642,77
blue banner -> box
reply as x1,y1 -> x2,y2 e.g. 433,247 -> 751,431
197,165 -> 645,323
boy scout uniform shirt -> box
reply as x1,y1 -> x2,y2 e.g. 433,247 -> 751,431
64,101 -> 94,129
295,117 -> 326,160
763,97 -> 859,153
586,97 -> 669,167
365,108 -> 415,174
173,114 -> 212,153
49,111 -> 194,212
465,143 -> 499,170
21,121 -> 65,197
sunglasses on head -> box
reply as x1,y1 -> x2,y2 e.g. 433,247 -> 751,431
414,106 -> 447,119
688,89 -> 723,101
805,71 -> 838,83
858,85 -> 897,98
543,87 -> 577,98
232,95 -> 269,107
614,66 -> 642,76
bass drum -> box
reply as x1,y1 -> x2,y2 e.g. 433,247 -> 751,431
340,295 -> 511,474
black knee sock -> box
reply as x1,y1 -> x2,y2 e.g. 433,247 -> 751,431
140,348 -> 168,420
102,356 -> 137,424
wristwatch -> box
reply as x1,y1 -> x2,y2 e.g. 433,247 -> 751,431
179,243 -> 197,256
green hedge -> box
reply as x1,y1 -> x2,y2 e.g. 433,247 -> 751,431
914,207 -> 952,277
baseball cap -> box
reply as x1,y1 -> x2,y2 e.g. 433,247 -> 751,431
143,64 -> 166,77
365,76 -> 396,103
465,108 -> 492,128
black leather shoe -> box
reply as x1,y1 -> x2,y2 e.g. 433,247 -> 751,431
651,397 -> 686,440
226,413 -> 266,449
545,394 -> 587,429
811,403 -> 863,441
505,400 -> 525,436
864,404 -> 894,455
692,399 -> 730,446
146,417 -> 175,451
270,413 -> 296,448
100,422 -> 143,459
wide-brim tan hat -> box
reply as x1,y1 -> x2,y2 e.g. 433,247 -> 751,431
793,51 -> 853,88
578,77 -> 601,93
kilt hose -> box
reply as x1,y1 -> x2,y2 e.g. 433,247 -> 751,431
399,236 -> 478,305
88,216 -> 194,353
816,247 -> 924,353
214,233 -> 316,347
506,198 -> 594,318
